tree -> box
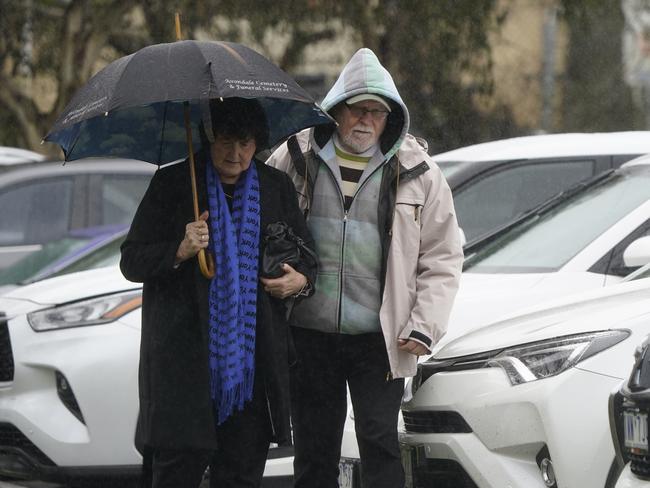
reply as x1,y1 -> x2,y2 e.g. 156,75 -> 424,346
0,0 -> 511,156
335,0 -> 512,152
0,0 -> 218,156
560,1 -> 643,130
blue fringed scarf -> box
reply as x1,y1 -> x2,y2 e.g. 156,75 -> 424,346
206,159 -> 260,425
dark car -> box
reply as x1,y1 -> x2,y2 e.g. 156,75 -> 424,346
609,312 -> 650,486
434,132 -> 650,244
0,158 -> 155,270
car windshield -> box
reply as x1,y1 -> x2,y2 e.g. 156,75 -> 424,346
0,236 -> 94,286
436,161 -> 464,179
464,168 -> 650,273
44,235 -> 123,280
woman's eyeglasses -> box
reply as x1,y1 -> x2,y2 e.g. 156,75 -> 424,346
346,105 -> 390,121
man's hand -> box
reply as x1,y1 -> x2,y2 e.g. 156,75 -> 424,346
175,210 -> 210,264
398,339 -> 429,356
260,263 -> 307,299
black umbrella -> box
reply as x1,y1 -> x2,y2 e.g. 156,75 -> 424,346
44,38 -> 332,278
44,40 -> 331,163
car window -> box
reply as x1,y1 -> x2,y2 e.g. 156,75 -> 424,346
454,161 -> 594,242
464,170 -> 650,273
0,178 -> 73,245
101,175 -> 150,226
590,219 -> 650,277
48,236 -> 123,278
0,237 -> 92,286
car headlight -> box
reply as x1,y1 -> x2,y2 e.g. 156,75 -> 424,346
27,290 -> 142,332
487,330 -> 629,385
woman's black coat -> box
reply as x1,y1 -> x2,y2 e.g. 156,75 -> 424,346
120,156 -> 316,449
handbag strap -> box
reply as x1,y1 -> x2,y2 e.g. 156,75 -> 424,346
287,135 -> 311,217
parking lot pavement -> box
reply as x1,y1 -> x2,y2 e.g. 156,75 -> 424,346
0,482 -> 61,488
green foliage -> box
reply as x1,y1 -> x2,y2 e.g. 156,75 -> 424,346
559,1 -> 643,130
0,0 -> 512,154
337,0 -> 513,152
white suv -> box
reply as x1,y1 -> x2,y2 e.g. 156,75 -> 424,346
401,270 -> 650,488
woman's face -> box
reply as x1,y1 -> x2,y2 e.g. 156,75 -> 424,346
210,133 -> 257,183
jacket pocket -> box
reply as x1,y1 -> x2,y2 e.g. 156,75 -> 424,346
396,200 -> 424,223
393,199 -> 423,261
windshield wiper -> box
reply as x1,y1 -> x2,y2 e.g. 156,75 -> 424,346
463,169 -> 616,257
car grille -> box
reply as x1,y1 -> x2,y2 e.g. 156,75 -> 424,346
0,423 -> 55,467
0,314 -> 14,382
630,452 -> 650,479
412,458 -> 478,488
403,411 -> 472,434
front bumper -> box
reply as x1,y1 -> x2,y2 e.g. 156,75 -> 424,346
401,364 -> 621,488
0,309 -> 298,485
0,312 -> 142,481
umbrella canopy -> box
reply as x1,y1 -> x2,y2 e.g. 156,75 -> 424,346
44,40 -> 332,164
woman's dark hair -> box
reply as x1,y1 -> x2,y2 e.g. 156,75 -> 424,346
206,98 -> 269,149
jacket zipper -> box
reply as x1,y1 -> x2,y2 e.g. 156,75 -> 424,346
318,163 -> 349,332
335,163 -> 386,331
337,210 -> 347,330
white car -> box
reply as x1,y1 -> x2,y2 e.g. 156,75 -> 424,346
340,153 -> 650,473
0,266 -> 295,487
446,153 -> 650,346
341,156 -> 650,476
0,146 -> 44,166
0,267 -> 142,486
6,151 -> 650,487
434,131 -> 650,244
0,158 -> 153,270
400,268 -> 650,488
614,465 -> 650,488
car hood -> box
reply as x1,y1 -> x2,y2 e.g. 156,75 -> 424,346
442,271 -> 610,348
437,277 -> 650,359
0,266 -> 140,318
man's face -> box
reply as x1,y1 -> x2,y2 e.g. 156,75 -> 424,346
210,133 -> 257,183
334,100 -> 388,154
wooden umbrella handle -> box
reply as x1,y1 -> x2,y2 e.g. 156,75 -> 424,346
175,13 -> 214,279
184,101 -> 215,279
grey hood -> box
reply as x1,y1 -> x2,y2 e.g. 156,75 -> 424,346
320,48 -> 410,160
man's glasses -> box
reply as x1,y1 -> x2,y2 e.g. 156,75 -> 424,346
346,105 -> 390,121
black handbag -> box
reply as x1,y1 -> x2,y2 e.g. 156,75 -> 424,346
261,221 -> 318,279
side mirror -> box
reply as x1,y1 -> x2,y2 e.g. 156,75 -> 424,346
459,227 -> 467,248
623,236 -> 650,268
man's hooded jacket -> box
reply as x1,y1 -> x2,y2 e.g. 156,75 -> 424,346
267,48 -> 463,378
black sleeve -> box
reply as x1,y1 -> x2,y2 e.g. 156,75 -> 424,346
120,168 -> 186,283
281,172 -> 317,293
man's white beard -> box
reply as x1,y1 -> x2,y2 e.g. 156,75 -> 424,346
340,125 -> 379,153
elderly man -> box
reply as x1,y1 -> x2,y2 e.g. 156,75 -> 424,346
267,48 -> 463,488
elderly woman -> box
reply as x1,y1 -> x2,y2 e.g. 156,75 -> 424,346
120,98 -> 316,488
